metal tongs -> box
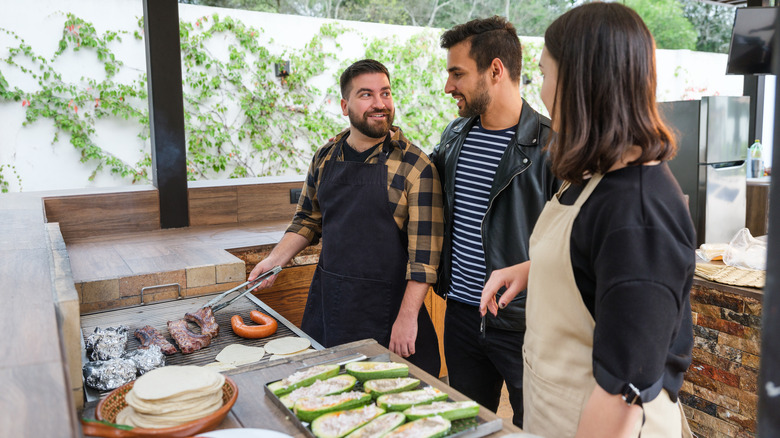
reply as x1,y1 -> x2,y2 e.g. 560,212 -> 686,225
200,265 -> 282,313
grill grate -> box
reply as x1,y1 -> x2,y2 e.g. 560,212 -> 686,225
80,294 -> 305,369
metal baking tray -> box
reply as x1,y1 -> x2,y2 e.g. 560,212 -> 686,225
263,355 -> 503,438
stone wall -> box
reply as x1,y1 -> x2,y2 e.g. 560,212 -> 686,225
681,281 -> 762,438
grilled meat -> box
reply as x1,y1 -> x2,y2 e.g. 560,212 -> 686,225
184,305 -> 220,339
134,325 -> 178,355
167,319 -> 211,354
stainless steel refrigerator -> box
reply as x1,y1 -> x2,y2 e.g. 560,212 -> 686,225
659,96 -> 750,246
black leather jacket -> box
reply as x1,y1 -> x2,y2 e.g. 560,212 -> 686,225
430,99 -> 560,331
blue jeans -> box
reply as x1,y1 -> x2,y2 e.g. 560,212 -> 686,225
444,298 -> 525,428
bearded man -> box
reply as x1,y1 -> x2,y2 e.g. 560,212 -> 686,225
429,17 -> 560,427
250,59 -> 443,376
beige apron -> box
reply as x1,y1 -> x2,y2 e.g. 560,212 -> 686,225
522,173 -> 693,437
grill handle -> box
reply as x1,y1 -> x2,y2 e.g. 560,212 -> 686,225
140,283 -> 182,305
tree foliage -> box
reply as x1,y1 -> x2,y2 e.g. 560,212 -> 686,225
680,0 -> 735,54
179,0 -> 736,54
625,0 -> 697,50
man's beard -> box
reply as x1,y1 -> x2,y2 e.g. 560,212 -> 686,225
457,77 -> 491,118
349,108 -> 394,139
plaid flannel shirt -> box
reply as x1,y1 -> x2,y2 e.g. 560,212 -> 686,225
287,127 -> 444,284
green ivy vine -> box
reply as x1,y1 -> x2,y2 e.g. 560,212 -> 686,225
0,12 -> 546,192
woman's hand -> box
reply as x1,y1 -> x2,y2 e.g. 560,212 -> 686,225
479,261 -> 531,317
576,385 -> 642,438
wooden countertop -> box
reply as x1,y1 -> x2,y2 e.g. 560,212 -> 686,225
1,193 -> 81,436
81,339 -> 522,437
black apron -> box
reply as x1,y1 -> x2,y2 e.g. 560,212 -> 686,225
301,134 -> 440,375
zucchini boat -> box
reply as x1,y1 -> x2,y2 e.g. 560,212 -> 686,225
311,404 -> 386,438
376,387 -> 448,411
383,416 -> 451,438
363,377 -> 420,399
345,362 -> 408,381
267,364 -> 340,395
403,400 -> 480,421
294,391 -> 373,423
345,412 -> 406,438
280,374 -> 358,408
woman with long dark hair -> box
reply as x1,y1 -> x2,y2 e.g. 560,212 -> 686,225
480,3 -> 695,436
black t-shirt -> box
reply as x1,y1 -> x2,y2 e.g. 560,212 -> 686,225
558,163 -> 695,402
342,140 -> 381,162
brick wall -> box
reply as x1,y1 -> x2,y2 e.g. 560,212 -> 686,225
681,282 -> 762,438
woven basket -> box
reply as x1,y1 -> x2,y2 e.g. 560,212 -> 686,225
695,263 -> 765,288
90,376 -> 238,437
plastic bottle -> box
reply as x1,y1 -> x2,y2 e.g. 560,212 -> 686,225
747,139 -> 764,178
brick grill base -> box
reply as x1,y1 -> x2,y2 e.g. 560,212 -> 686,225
682,282 -> 762,438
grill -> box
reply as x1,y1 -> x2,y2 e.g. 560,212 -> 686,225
80,293 -> 318,398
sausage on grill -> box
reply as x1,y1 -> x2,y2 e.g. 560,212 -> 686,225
184,306 -> 220,339
167,319 -> 212,354
134,325 -> 178,355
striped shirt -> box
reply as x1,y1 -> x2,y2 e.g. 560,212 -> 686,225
287,127 -> 444,284
447,121 -> 515,305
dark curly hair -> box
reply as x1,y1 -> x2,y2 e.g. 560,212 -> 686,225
440,16 -> 522,83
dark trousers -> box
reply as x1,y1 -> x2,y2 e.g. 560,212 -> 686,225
444,298 -> 525,428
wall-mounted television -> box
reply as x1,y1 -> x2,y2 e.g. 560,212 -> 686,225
726,6 -> 778,75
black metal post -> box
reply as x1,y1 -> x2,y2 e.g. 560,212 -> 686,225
744,76 -> 763,144
143,0 -> 189,229
745,0 -> 771,145
757,4 -> 780,436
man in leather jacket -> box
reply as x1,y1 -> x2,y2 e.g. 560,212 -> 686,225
430,17 -> 559,427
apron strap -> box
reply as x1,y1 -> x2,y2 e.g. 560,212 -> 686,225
573,173 -> 604,208
379,132 -> 393,164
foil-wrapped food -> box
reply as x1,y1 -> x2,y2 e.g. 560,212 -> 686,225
85,325 -> 129,361
123,344 -> 165,375
83,357 -> 137,391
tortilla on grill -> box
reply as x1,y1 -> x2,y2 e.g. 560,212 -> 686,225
202,361 -> 238,372
263,336 -> 311,355
215,344 -> 265,366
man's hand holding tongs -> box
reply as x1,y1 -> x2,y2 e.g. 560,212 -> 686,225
248,258 -> 282,289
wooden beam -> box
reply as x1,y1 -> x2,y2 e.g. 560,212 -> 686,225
143,0 -> 189,229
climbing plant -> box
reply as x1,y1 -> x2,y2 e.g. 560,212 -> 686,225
520,38 -> 545,117
0,164 -> 21,193
0,12 -> 545,191
0,15 -> 150,189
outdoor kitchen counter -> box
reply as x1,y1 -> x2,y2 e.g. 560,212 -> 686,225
1,191 -> 82,437
0,179 -> 307,437
80,339 -> 522,437
0,183 -> 766,437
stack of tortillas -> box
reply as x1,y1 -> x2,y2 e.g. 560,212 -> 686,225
116,365 -> 225,428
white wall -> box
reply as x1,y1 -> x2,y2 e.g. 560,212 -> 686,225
0,0 -> 751,193
656,49 -> 743,101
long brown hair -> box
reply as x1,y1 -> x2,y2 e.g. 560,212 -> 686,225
544,2 -> 676,184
